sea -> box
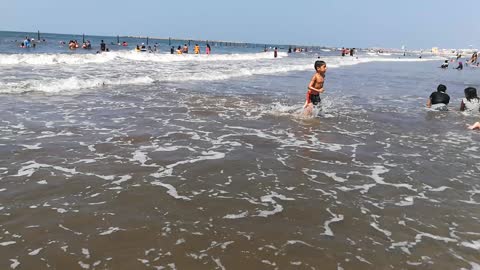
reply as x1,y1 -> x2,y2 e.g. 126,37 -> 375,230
1,30 -> 479,270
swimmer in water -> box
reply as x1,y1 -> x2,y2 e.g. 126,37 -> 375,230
460,87 -> 480,112
426,84 -> 450,111
440,60 -> 449,69
468,122 -> 480,130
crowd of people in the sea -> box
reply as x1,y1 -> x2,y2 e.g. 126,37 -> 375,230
14,35 -> 480,129
65,40 -> 93,50
169,43 -> 211,55
18,35 -> 299,57
302,57 -> 480,131
468,52 -> 478,64
18,35 -> 216,55
341,47 -> 355,57
286,47 -> 309,53
426,84 -> 480,129
441,52 -> 480,70
41,39 -> 215,56
17,35 -> 321,60
428,53 -> 480,129
19,36 -> 39,48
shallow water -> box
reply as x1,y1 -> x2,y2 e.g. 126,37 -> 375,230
1,35 -> 480,269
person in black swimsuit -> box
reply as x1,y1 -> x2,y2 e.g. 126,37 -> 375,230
426,84 -> 450,111
100,40 -> 106,52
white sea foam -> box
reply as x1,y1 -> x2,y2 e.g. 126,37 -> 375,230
59,224 -> 83,235
256,192 -> 295,217
465,262 -> 480,270
322,171 -> 348,183
151,181 -> 191,201
0,75 -> 155,94
415,232 -> 457,243
395,196 -> 414,206
82,248 -> 90,259
14,161 -> 78,177
165,151 -> 225,171
9,259 -> 20,269
370,222 -> 392,237
131,150 -> 150,166
0,50 -> 436,67
74,159 -> 97,164
356,256 -> 372,265
212,258 -> 226,270
0,51 -> 288,66
78,261 -> 89,270
427,186 -> 451,192
368,165 -> 415,191
391,231 -> 458,255
223,211 -> 249,219
285,240 -> 314,247
322,208 -> 344,236
461,240 -> 480,250
0,53 -> 116,65
120,51 -> 289,62
111,175 -> 132,185
88,201 -> 106,205
19,143 -> 42,150
150,150 -> 225,178
28,248 -> 43,256
99,227 -> 124,236
14,161 -> 48,177
0,53 -> 437,94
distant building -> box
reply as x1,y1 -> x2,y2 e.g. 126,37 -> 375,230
431,47 -> 439,54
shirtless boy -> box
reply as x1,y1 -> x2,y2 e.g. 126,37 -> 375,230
304,60 -> 327,116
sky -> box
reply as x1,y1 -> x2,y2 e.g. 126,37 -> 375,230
2,0 -> 479,49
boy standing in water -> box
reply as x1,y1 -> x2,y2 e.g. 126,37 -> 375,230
303,60 -> 327,116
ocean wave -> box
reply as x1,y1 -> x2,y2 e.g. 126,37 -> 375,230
0,76 -> 155,94
0,55 -> 439,94
0,53 -> 117,65
0,51 -> 288,66
0,64 -> 309,93
115,51 -> 289,62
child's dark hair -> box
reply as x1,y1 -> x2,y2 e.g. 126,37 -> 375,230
437,84 -> 447,92
314,60 -> 326,70
464,87 -> 478,101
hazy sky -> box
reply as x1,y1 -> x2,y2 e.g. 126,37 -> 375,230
2,0 -> 478,49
